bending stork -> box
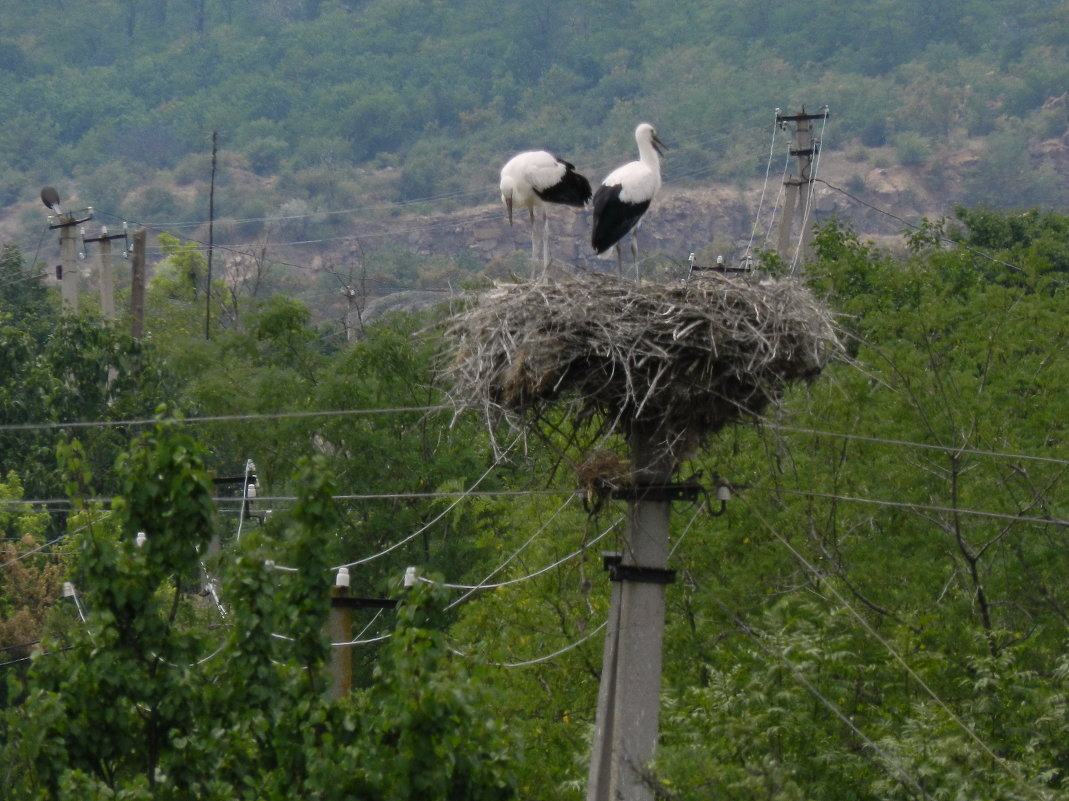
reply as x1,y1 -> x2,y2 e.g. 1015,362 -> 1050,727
591,123 -> 665,277
500,150 -> 592,280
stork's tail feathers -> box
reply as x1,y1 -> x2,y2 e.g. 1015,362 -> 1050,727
538,162 -> 592,208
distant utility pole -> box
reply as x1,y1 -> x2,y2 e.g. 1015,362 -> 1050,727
131,228 -> 147,339
326,568 -> 398,701
83,223 -> 129,320
206,130 -> 218,340
776,106 -> 829,266
328,570 -> 354,700
48,207 -> 94,312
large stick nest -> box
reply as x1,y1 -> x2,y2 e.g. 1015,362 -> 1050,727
440,271 -> 840,451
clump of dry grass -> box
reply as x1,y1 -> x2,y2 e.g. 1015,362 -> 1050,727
440,270 -> 839,456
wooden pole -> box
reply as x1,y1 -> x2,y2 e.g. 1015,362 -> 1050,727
327,578 -> 353,700
131,228 -> 147,339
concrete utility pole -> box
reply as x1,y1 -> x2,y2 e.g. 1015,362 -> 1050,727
83,224 -> 129,320
776,106 -> 829,266
49,208 -> 94,312
587,422 -> 678,801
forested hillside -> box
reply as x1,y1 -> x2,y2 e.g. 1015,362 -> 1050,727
2,0 -> 1069,266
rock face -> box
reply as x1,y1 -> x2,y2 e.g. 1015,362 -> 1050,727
329,176 -> 943,273
325,186 -> 796,272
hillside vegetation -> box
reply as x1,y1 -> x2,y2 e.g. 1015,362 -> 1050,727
3,0 -> 1069,258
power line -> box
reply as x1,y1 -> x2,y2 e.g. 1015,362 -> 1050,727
442,494 -> 580,606
6,404 -> 1069,474
748,485 -> 1069,529
437,510 -> 620,606
488,619 -> 607,669
7,478 -> 1068,535
0,405 -> 453,433
1,489 -> 578,510
331,431 -> 523,570
766,423 -> 1069,468
816,178 -> 1025,274
0,514 -> 110,568
743,109 -> 782,260
710,595 -> 935,800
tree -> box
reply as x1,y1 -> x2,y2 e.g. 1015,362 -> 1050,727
0,244 -> 51,338
644,215 -> 1069,800
2,424 -> 520,800
0,471 -> 58,693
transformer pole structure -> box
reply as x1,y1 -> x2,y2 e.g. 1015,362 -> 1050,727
587,422 -> 678,801
776,106 -> 828,267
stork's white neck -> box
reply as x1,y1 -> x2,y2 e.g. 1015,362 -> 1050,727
637,133 -> 660,173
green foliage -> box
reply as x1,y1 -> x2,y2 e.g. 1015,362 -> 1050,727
8,206 -> 1069,799
0,266 -> 176,505
0,472 -> 58,692
361,580 -> 519,801
2,430 -> 519,800
645,212 -> 1069,800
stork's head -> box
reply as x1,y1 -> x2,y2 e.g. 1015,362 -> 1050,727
636,123 -> 665,158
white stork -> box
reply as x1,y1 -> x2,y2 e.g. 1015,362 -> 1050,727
591,122 -> 665,277
40,186 -> 64,217
500,150 -> 592,280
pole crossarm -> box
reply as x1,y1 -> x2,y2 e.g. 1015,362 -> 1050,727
330,596 -> 398,610
602,553 -> 677,585
48,209 -> 94,229
610,481 -> 704,503
83,232 -> 129,245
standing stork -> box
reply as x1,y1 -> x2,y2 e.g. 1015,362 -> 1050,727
591,122 -> 665,277
500,150 -> 592,280
40,186 -> 64,217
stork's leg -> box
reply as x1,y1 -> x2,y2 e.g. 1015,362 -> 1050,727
614,243 -> 624,276
630,234 -> 639,279
528,208 -> 538,267
541,207 -> 550,279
